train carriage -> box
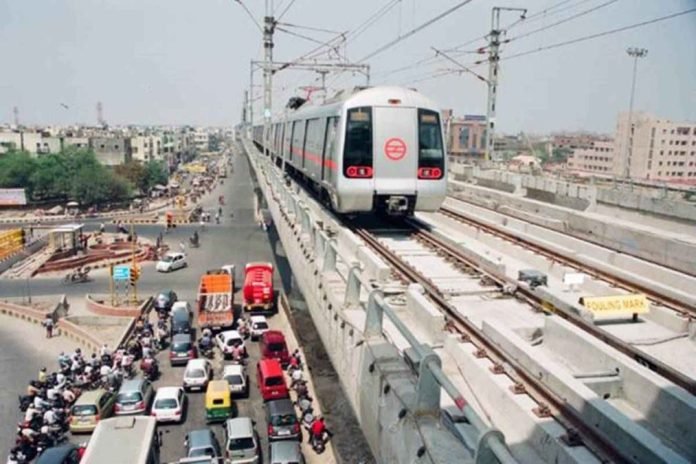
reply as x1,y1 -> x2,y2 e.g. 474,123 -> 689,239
253,86 -> 447,215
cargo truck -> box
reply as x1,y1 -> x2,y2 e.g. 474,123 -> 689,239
243,262 -> 274,312
197,269 -> 235,331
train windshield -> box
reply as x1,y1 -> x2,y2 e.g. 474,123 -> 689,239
343,107 -> 373,177
418,109 -> 444,167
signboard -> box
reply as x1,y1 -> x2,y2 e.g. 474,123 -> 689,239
112,265 -> 131,281
464,114 -> 487,121
0,188 -> 27,206
563,272 -> 585,286
579,294 -> 649,318
384,137 -> 407,161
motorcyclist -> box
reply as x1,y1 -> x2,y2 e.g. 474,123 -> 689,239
42,408 -> 58,427
57,352 -> 70,369
26,381 -> 41,397
37,368 -> 48,385
62,388 -> 76,405
199,333 -> 213,353
310,416 -> 327,445
290,368 -> 304,388
99,344 -> 110,358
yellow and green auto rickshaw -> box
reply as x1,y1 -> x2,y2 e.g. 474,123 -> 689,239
205,380 -> 232,423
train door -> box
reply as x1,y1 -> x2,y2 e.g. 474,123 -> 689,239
372,106 -> 418,194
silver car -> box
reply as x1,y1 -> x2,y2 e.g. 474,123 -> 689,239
224,417 -> 260,464
269,441 -> 305,464
114,379 -> 154,415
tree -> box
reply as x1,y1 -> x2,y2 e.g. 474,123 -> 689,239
0,150 -> 37,197
143,160 -> 168,193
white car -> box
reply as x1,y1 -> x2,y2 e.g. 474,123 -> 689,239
215,330 -> 247,360
156,252 -> 187,273
151,386 -> 186,423
222,364 -> 249,397
249,315 -> 269,341
182,359 -> 212,392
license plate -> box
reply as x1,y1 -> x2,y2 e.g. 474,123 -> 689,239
124,404 -> 135,410
79,417 -> 91,423
278,430 -> 290,436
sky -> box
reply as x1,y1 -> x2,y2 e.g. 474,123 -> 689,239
0,0 -> 694,134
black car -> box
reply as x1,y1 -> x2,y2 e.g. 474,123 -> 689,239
154,290 -> 177,312
171,303 -> 193,337
36,444 -> 80,464
170,333 -> 197,366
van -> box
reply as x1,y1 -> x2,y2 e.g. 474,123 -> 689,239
260,330 -> 290,367
205,380 -> 233,423
70,389 -> 116,433
256,359 -> 288,401
224,417 -> 260,463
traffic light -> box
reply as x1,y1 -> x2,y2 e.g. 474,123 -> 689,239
129,265 -> 140,286
166,213 -> 173,229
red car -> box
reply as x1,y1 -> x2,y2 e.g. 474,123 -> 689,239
260,330 -> 290,367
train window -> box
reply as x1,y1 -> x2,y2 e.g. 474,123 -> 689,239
305,118 -> 323,170
323,117 -> 339,182
292,120 -> 306,166
417,109 -> 444,179
283,121 -> 292,160
343,107 -> 373,178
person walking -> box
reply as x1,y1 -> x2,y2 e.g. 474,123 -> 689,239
42,314 -> 54,338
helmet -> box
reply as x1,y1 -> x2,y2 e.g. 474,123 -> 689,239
75,348 -> 81,353
40,367 -> 47,372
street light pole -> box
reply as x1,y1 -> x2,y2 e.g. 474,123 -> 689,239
624,47 -> 648,180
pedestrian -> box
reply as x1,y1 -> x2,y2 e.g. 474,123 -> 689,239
42,314 -> 54,338
99,223 -> 105,233
179,241 -> 186,253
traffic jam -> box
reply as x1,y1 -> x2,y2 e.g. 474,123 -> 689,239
11,260 -> 331,464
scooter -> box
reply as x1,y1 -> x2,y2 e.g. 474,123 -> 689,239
63,268 -> 90,284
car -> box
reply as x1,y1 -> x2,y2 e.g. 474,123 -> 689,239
249,315 -> 269,341
69,389 -> 116,433
260,330 -> 290,366
35,443 -> 80,464
215,330 -> 247,359
156,252 -> 187,272
151,386 -> 186,423
269,441 -> 305,464
222,364 -> 249,397
114,379 -> 154,416
185,429 -> 222,460
154,289 -> 177,312
183,359 -> 212,392
224,417 -> 261,464
265,399 -> 300,441
170,333 -> 197,366
171,301 -> 193,336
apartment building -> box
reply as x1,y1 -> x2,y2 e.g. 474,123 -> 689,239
566,140 -> 614,175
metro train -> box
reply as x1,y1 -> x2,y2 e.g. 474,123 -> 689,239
252,86 -> 447,215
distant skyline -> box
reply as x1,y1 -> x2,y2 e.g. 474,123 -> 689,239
1,0 -> 694,133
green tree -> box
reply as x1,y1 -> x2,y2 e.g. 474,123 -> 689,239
0,150 -> 37,197
30,154 -> 68,200
142,160 -> 168,192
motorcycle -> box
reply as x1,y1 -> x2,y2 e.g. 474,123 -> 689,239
310,432 -> 326,454
63,267 -> 91,284
189,235 -> 200,248
140,358 -> 159,381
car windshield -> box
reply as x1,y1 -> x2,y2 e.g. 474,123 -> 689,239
186,368 -> 206,378
162,256 -> 175,263
268,343 -> 285,352
117,392 -> 142,403
254,322 -> 268,330
227,437 -> 255,451
72,404 -> 97,416
224,375 -> 243,385
190,447 -> 216,457
271,413 -> 297,426
173,341 -> 191,351
155,398 -> 178,409
226,338 -> 242,346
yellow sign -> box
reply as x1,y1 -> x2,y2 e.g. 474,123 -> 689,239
579,294 -> 649,317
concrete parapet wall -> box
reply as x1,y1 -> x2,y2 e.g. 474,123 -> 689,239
597,187 -> 696,222
85,294 -> 141,318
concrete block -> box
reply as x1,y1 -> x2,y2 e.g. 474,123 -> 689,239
405,285 -> 445,345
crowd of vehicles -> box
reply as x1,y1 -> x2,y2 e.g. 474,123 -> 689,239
252,85 -> 447,216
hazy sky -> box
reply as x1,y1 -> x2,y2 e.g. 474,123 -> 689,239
1,0 -> 694,133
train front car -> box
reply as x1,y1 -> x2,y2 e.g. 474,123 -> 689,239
335,86 -> 447,215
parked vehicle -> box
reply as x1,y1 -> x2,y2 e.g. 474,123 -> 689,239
185,429 -> 222,460
154,290 -> 178,313
256,359 -> 289,401
224,417 -> 260,464
170,334 -> 197,366
115,379 -> 154,416
170,301 -> 193,336
183,359 -> 212,392
243,262 -> 274,312
265,399 -> 301,441
198,269 -> 235,331
205,380 -> 232,424
151,387 -> 186,423
249,315 -> 269,341
215,330 -> 247,360
156,252 -> 187,273
260,330 -> 290,367
35,443 -> 80,464
269,441 -> 305,464
222,364 -> 249,398
69,389 -> 116,433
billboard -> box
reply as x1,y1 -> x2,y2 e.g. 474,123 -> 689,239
0,188 -> 27,206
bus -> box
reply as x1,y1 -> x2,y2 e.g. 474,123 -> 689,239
81,416 -> 160,464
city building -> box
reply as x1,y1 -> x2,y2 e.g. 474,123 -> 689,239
614,112 -> 696,184
192,129 -> 210,152
90,137 -> 131,166
566,140 -> 614,175
130,135 -> 163,163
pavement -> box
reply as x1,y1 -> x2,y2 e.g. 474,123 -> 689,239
0,152 -> 351,463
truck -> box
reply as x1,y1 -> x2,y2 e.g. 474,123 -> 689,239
197,268 -> 235,331
243,262 -> 274,312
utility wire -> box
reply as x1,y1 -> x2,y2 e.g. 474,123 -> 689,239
276,27 -> 332,47
276,22 -> 345,35
501,7 -> 696,62
507,0 -> 619,42
276,0 -> 297,22
234,0 -> 263,33
346,0 -> 401,43
431,47 -> 488,82
357,0 -> 476,63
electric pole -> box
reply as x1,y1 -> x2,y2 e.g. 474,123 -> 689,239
242,90 -> 248,125
13,106 -> 19,127
97,101 -> 106,127
624,47 -> 648,180
484,6 -> 526,162
262,0 -> 275,157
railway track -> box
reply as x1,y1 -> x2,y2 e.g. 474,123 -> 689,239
439,204 -> 696,319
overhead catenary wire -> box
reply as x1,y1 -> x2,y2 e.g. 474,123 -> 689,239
357,0 -> 477,63
233,0 -> 263,33
276,22 -> 345,35
501,7 -> 696,62
276,0 -> 297,22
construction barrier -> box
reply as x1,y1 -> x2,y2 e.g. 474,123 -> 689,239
0,228 -> 24,260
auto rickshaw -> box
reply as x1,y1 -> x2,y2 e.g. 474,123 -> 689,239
205,380 -> 233,423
